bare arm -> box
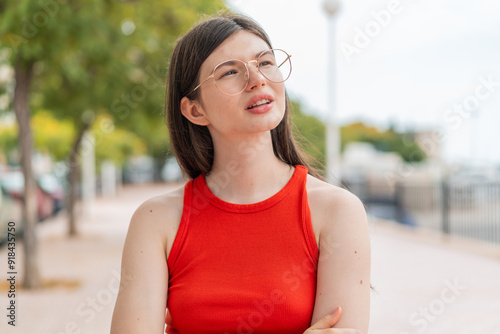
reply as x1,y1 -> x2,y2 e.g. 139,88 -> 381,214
110,198 -> 170,334
308,188 -> 371,333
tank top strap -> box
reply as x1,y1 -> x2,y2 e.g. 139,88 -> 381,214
299,167 -> 319,263
166,178 -> 193,271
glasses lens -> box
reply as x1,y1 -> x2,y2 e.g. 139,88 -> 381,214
213,60 -> 248,95
257,49 -> 292,83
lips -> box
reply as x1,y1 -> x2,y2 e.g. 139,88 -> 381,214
245,94 -> 274,110
248,99 -> 271,109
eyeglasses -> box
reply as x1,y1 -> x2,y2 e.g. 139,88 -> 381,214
190,48 -> 292,96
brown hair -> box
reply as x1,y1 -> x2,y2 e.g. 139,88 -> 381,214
165,12 -> 324,180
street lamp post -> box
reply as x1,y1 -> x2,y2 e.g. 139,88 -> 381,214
323,0 -> 341,184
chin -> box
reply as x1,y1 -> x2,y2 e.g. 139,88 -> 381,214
264,108 -> 285,130
243,113 -> 283,134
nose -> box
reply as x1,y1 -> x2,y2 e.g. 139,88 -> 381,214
245,60 -> 267,91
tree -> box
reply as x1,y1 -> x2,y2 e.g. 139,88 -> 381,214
290,99 -> 326,174
0,0 -> 225,289
340,121 -> 427,162
0,0 -> 42,286
92,114 -> 147,167
35,0 -> 228,227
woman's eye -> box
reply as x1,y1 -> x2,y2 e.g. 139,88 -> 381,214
259,61 -> 274,68
217,69 -> 239,79
222,70 -> 237,77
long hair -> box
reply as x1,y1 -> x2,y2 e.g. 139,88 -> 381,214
165,12 -> 324,180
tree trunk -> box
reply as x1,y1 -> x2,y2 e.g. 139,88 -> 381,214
13,59 -> 41,290
67,121 -> 91,236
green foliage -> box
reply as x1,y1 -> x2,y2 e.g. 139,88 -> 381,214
0,111 -> 73,163
0,120 -> 17,163
290,99 -> 326,171
340,122 -> 384,147
341,121 -> 427,162
0,0 -> 226,163
106,0 -> 226,160
32,110 -> 74,160
92,115 -> 147,167
0,111 -> 149,167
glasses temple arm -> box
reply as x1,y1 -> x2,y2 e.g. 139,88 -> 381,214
277,55 -> 291,69
190,74 -> 214,94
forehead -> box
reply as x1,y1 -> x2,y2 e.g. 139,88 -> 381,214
202,30 -> 270,72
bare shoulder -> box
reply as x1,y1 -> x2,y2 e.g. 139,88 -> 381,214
306,174 -> 368,241
128,183 -> 186,257
306,174 -> 364,205
111,184 -> 186,333
130,184 -> 185,229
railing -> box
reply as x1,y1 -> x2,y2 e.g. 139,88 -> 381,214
345,179 -> 500,245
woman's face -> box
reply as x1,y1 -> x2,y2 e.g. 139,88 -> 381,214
195,30 -> 287,139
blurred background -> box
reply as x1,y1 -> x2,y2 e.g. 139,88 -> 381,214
0,0 -> 499,333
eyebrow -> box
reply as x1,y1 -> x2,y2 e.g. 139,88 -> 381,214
215,49 -> 272,66
220,49 -> 271,63
255,49 -> 271,58
218,60 -> 239,66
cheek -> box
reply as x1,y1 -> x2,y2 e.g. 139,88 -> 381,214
270,88 -> 287,127
278,96 -> 286,112
276,87 -> 287,112
200,92 -> 234,118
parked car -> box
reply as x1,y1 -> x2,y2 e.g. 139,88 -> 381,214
0,170 -> 65,221
37,173 -> 65,214
0,186 -> 22,246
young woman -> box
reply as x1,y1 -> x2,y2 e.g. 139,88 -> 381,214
111,12 -> 371,334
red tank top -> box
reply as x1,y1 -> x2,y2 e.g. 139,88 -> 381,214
165,165 -> 319,334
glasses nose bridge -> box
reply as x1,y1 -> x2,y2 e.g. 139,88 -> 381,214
247,59 -> 258,68
245,59 -> 265,79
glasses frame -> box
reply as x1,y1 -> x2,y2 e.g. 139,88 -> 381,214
190,48 -> 292,96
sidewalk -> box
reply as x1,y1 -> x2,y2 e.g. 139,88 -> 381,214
369,220 -> 500,334
0,182 -> 183,334
0,183 -> 499,334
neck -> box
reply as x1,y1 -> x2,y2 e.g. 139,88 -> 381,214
206,131 -> 294,204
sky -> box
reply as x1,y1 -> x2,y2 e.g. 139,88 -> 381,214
227,0 -> 500,165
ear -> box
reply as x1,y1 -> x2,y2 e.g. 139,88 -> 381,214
180,97 -> 210,126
